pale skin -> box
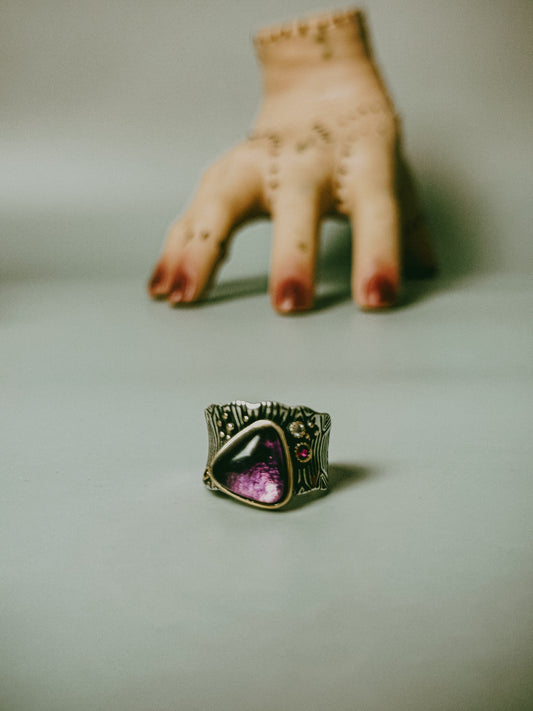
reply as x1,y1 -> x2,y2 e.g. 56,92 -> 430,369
148,9 -> 437,313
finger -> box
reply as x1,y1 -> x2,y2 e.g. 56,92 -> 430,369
147,220 -> 188,299
397,150 -> 438,278
148,144 -> 262,303
345,138 -> 400,309
269,186 -> 322,314
166,201 -> 237,306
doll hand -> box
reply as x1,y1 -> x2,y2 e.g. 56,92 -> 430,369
148,9 -> 436,313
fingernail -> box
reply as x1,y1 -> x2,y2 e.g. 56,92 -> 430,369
275,279 -> 313,313
364,273 -> 398,308
168,270 -> 194,305
148,266 -> 165,295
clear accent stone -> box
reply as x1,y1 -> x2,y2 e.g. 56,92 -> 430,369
289,421 -> 306,438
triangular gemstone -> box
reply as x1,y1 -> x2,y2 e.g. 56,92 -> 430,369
212,425 -> 289,505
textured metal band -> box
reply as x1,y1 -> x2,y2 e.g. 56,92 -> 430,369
204,400 -> 331,499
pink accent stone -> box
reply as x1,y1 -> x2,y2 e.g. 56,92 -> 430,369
295,443 -> 310,461
213,426 -> 288,505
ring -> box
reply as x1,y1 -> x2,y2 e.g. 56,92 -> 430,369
203,400 -> 331,509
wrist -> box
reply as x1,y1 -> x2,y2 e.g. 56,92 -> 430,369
253,9 -> 373,95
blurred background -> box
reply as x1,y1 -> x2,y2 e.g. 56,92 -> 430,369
2,0 -> 532,282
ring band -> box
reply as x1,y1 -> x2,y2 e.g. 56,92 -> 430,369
203,400 -> 331,509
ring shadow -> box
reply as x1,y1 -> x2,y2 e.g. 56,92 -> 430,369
203,167 -> 481,312
278,461 -> 373,512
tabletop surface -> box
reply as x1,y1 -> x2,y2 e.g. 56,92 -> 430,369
2,272 -> 533,711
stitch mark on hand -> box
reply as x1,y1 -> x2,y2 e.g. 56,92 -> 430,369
312,123 -> 332,143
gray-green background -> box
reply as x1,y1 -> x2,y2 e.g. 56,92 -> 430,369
2,2 -> 533,710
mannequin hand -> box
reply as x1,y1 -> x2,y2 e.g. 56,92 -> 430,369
148,10 -> 436,313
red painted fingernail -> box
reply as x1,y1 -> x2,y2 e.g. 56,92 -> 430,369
168,270 -> 194,305
148,265 -> 165,295
275,279 -> 313,313
364,273 -> 398,308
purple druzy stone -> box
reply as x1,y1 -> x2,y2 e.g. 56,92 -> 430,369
213,426 -> 288,505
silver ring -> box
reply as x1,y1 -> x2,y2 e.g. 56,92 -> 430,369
203,400 -> 331,509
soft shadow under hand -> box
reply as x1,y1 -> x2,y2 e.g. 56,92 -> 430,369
313,284 -> 352,311
314,220 -> 352,312
204,275 -> 269,305
401,166 -> 484,306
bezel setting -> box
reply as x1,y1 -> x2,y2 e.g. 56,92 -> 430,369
294,442 -> 313,463
204,400 -> 331,509
205,419 -> 294,510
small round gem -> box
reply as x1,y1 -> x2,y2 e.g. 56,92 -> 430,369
289,421 -> 306,438
227,423 -> 235,433
295,443 -> 312,463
